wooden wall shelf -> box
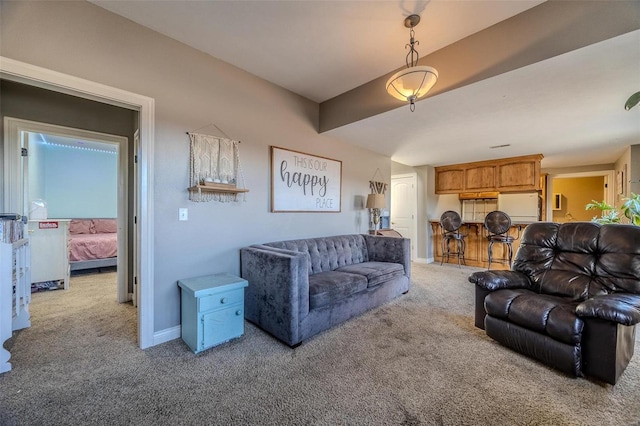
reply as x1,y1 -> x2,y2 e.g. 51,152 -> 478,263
188,185 -> 249,194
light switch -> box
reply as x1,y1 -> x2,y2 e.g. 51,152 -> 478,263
179,208 -> 188,221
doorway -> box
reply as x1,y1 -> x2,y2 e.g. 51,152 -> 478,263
547,171 -> 615,223
1,57 -> 155,349
5,119 -> 129,302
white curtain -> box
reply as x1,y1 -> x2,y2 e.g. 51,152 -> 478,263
189,132 -> 243,202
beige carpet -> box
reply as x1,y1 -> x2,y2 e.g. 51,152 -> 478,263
1,264 -> 639,425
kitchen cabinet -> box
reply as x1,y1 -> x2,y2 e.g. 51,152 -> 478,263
458,192 -> 499,200
435,154 -> 543,194
465,165 -> 496,191
434,168 -> 465,193
496,157 -> 542,192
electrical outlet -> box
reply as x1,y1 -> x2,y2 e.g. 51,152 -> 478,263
179,208 -> 188,221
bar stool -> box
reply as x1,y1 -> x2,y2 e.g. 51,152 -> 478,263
484,210 -> 516,270
439,211 -> 467,267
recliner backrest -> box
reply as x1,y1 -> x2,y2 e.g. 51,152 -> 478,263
513,222 -> 640,300
594,224 -> 640,294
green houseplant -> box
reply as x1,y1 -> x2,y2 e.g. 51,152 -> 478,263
585,200 -> 621,224
621,192 -> 640,225
586,193 -> 640,225
625,91 -> 640,111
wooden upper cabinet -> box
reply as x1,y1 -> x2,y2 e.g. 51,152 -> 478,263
434,154 -> 543,194
465,165 -> 496,190
435,168 -> 464,193
496,158 -> 541,191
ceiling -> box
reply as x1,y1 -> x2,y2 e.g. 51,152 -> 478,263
90,1 -> 640,169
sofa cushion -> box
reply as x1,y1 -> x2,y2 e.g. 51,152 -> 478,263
335,261 -> 404,288
264,235 -> 369,274
308,271 -> 368,309
485,289 -> 583,345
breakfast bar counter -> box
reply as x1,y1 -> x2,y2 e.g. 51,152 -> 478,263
429,220 -> 534,270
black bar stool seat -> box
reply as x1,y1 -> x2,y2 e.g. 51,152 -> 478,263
439,211 -> 467,267
484,211 -> 516,269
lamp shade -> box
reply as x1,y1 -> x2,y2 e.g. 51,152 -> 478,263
366,193 -> 386,209
386,66 -> 438,102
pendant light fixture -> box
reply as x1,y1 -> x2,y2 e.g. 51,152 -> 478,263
386,14 -> 438,112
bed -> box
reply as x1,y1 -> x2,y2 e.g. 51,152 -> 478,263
68,218 -> 117,271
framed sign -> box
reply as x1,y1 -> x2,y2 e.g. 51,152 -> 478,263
271,146 -> 342,212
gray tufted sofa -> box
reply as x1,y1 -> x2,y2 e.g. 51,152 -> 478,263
241,234 -> 411,347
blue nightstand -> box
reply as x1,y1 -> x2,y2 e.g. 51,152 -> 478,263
178,273 -> 248,353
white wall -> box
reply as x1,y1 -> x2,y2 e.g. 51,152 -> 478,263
0,1 -> 391,333
32,142 -> 118,218
629,144 -> 640,196
614,143 -> 640,200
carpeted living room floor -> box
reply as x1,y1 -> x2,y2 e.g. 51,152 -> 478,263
1,263 -> 639,426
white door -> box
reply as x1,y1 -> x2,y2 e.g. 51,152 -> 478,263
391,174 -> 417,260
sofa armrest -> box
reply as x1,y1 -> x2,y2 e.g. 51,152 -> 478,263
240,247 -> 310,346
468,270 -> 532,291
362,234 -> 411,279
576,293 -> 640,326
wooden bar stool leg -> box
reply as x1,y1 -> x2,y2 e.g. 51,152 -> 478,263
441,236 -> 449,265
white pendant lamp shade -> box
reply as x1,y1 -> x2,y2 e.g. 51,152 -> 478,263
386,66 -> 439,103
386,14 -> 438,111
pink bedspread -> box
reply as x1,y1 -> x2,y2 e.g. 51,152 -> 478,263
68,233 -> 117,262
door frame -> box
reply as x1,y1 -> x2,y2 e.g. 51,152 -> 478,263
1,56 -> 155,349
546,170 -> 615,220
391,173 -> 418,261
4,118 -> 129,303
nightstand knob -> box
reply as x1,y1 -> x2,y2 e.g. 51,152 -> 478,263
220,297 -> 227,304
235,310 -> 242,316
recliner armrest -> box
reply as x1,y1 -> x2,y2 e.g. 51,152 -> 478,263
576,293 -> 640,326
468,270 -> 532,291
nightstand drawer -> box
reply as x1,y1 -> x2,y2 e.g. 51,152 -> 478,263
202,305 -> 245,349
199,288 -> 244,312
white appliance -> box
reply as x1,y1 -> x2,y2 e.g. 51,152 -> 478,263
498,193 -> 540,222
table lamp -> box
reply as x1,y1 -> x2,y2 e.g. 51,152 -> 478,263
366,193 -> 386,230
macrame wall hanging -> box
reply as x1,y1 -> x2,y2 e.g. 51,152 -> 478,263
188,131 -> 247,203
370,168 -> 388,194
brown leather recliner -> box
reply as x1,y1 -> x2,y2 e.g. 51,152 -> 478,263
469,222 -> 640,385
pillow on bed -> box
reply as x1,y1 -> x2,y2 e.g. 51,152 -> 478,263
69,219 -> 94,235
92,218 -> 118,234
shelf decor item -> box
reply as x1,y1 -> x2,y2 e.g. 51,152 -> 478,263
187,131 -> 247,202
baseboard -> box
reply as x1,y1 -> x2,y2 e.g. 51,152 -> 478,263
413,257 -> 428,264
426,257 -> 435,264
153,325 -> 181,346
